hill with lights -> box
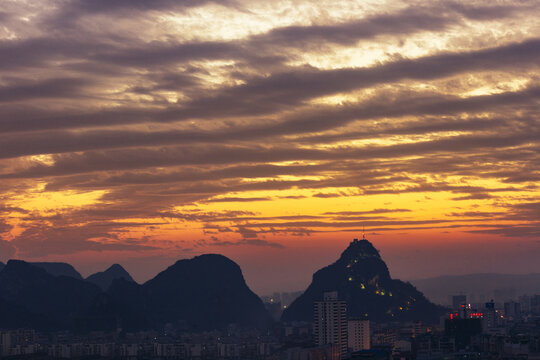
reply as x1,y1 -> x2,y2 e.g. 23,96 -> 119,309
281,238 -> 446,323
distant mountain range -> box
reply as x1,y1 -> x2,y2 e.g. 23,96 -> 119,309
8,247 -> 533,331
86,264 -> 135,290
0,255 -> 271,332
31,262 -> 83,280
282,239 -> 446,324
411,273 -> 540,305
0,260 -> 101,330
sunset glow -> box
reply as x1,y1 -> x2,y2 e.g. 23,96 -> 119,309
1,0 -> 540,294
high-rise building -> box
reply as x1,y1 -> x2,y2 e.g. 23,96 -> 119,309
314,291 -> 348,359
519,295 -> 531,313
504,301 -> 521,321
531,295 -> 540,314
412,321 -> 423,338
348,319 -> 370,352
483,300 -> 497,331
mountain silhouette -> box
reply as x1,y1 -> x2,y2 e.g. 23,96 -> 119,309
0,255 -> 271,331
281,239 -> 446,323
0,260 -> 101,330
31,262 -> 83,280
86,264 -> 135,290
103,254 -> 272,331
0,261 -> 4,272
83,253 -> 278,331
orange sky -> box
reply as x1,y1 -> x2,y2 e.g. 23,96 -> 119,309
1,0 -> 540,294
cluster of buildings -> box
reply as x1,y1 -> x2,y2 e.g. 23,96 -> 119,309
0,328 -> 281,359
313,291 -> 370,358
289,292 -> 540,359
3,292 -> 540,359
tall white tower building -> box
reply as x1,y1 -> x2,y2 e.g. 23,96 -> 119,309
314,291 -> 348,359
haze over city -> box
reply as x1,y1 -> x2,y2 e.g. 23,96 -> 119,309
1,0 -> 540,295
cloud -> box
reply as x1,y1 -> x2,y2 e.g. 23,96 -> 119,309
0,220 -> 13,234
67,0 -> 214,12
324,209 -> 411,215
7,220 -> 160,258
202,196 -> 272,203
199,236 -> 284,248
0,77 -> 90,103
313,192 -> 343,198
1,0 -> 540,281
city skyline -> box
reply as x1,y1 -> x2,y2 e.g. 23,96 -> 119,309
1,0 -> 540,294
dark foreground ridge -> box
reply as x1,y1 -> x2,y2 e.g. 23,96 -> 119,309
106,254 -> 272,331
281,238 -> 446,323
0,255 -> 271,332
0,260 -> 101,330
86,263 -> 135,291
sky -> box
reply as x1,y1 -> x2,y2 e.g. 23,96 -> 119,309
1,0 -> 540,295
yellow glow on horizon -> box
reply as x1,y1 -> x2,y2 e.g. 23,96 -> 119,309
9,184 -> 107,213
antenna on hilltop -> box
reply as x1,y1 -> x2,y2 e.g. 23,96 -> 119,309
362,225 -> 366,240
